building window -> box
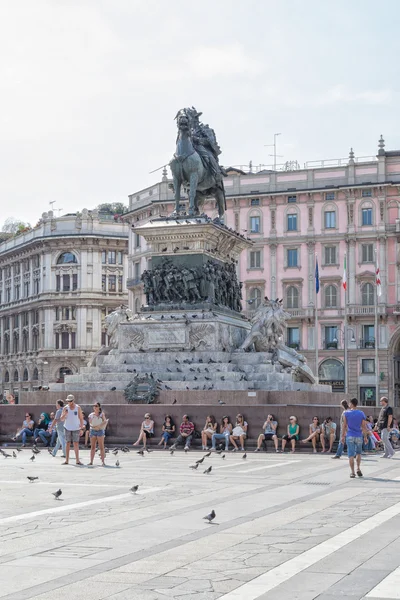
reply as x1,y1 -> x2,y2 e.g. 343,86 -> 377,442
118,251 -> 124,264
24,281 -> 30,297
101,250 -> 107,264
6,288 -> 11,303
108,250 -> 116,264
62,274 -> 70,291
4,371 -> 9,383
287,249 -> 298,268
22,334 -> 28,352
134,262 -> 140,281
102,275 -> 106,292
14,263 -> 20,275
71,332 -> 76,349
32,368 -> 38,380
286,286 -> 299,309
118,275 -> 123,292
249,287 -> 262,309
324,326 -> 338,349
13,369 -> 19,382
326,192 -> 335,201
57,252 -> 77,264
362,359 -> 375,374
251,198 -> 260,206
34,279 -> 40,294
362,189 -> 372,197
361,324 -> 375,348
362,207 -> 373,226
287,195 -> 297,203
72,274 -> 78,290
32,332 -> 38,351
287,327 -> 300,349
325,285 -> 338,308
324,210 -> 336,229
33,255 -> 40,268
61,332 -> 69,349
108,275 -> 117,292
361,282 -> 374,306
324,246 -> 336,265
287,214 -> 297,231
361,244 -> 374,263
14,315 -> 19,328
14,284 -> 20,300
250,216 -> 261,233
23,368 -> 29,381
249,251 -> 261,269
360,386 -> 376,406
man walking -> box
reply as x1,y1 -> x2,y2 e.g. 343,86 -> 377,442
52,400 -> 66,458
332,399 -> 349,459
341,398 -> 368,478
61,395 -> 84,465
377,396 -> 395,458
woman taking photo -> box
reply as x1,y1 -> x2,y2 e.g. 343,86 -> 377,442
201,415 -> 217,450
88,402 -> 108,466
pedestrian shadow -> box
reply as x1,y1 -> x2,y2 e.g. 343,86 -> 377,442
361,477 -> 400,483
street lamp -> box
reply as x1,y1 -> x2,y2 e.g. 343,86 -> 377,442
332,327 -> 356,395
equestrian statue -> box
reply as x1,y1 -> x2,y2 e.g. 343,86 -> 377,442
169,107 -> 227,218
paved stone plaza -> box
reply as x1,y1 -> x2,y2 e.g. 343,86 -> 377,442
0,448 -> 400,600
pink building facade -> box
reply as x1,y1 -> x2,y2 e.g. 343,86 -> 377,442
124,137 -> 400,406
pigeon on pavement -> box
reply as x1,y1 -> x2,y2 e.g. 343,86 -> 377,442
242,453 -> 247,460
27,476 -> 39,482
203,510 -> 216,523
190,464 -> 199,470
196,456 -> 205,465
137,450 -> 145,456
130,485 -> 139,494
204,451 -> 211,458
115,460 -> 120,467
30,455 -> 35,462
53,489 -> 62,500
203,465 -> 212,474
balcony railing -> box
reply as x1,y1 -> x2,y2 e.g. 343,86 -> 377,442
360,338 -> 375,349
324,340 -> 338,350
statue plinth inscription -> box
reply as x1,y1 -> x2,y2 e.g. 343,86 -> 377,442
148,329 -> 186,346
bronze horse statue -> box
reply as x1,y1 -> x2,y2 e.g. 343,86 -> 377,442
169,108 -> 226,218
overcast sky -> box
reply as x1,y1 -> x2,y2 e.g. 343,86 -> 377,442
1,0 -> 399,225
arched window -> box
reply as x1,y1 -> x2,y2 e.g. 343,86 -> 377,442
318,358 -> 345,382
286,286 -> 299,309
325,285 -> 337,308
362,282 -> 374,306
57,252 -> 77,265
4,371 -> 9,383
59,367 -> 72,382
13,369 -> 19,382
23,368 -> 29,381
32,368 -> 39,380
249,288 -> 262,309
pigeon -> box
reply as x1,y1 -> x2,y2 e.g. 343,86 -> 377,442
16,447 -> 22,453
112,448 -> 118,455
221,376 -> 225,381
175,359 -> 180,364
167,368 -> 172,372
184,447 -> 189,453
165,385 -> 172,390
130,485 -> 139,494
170,449 -> 175,455
177,367 -> 182,372
196,456 -> 205,465
242,453 -> 247,460
203,509 -> 216,523
53,489 -> 62,500
162,247 -> 167,252
194,376 -> 198,381
12,451 -> 17,458
27,476 -> 38,482
32,446 -> 41,454
3,452 -> 12,458
190,463 -> 199,470
203,465 -> 212,474
221,454 -> 226,460
205,376 -> 211,381
193,386 -> 199,390
190,368 -> 195,372
216,450 -> 223,455
218,400 -> 226,405
30,455 -> 35,462
137,450 -> 145,456
110,386 -> 117,391
204,451 -> 211,458
172,399 -> 177,405
115,460 -> 120,467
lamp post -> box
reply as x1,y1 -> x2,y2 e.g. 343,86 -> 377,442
332,327 -> 356,395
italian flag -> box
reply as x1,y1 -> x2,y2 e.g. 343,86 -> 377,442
343,254 -> 347,291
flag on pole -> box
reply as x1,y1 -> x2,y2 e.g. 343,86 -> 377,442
343,254 -> 347,291
376,257 -> 382,297
315,256 -> 320,294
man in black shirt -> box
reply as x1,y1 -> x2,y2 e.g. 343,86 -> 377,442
377,396 -> 395,458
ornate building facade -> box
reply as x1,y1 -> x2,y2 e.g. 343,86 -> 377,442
0,209 -> 129,399
123,137 -> 400,406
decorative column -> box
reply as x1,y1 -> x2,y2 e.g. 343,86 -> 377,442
44,308 -> 55,349
349,238 -> 356,305
269,244 -> 277,298
28,310 -> 33,351
77,306 -> 87,349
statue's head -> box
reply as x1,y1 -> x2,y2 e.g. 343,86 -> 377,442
175,109 -> 190,132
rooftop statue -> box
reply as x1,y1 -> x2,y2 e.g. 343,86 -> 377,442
170,107 -> 226,218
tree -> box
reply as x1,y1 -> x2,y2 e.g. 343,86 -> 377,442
96,203 -> 128,215
1,218 -> 30,234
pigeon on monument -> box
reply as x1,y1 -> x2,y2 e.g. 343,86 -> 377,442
203,510 -> 216,523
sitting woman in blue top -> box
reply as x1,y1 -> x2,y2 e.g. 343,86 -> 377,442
281,416 -> 300,453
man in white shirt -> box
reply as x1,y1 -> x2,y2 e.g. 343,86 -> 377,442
61,394 -> 84,465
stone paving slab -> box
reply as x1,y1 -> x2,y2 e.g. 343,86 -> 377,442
0,448 -> 399,600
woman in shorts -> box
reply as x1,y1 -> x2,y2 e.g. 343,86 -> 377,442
282,416 -> 300,453
88,402 -> 108,466
255,414 -> 279,452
